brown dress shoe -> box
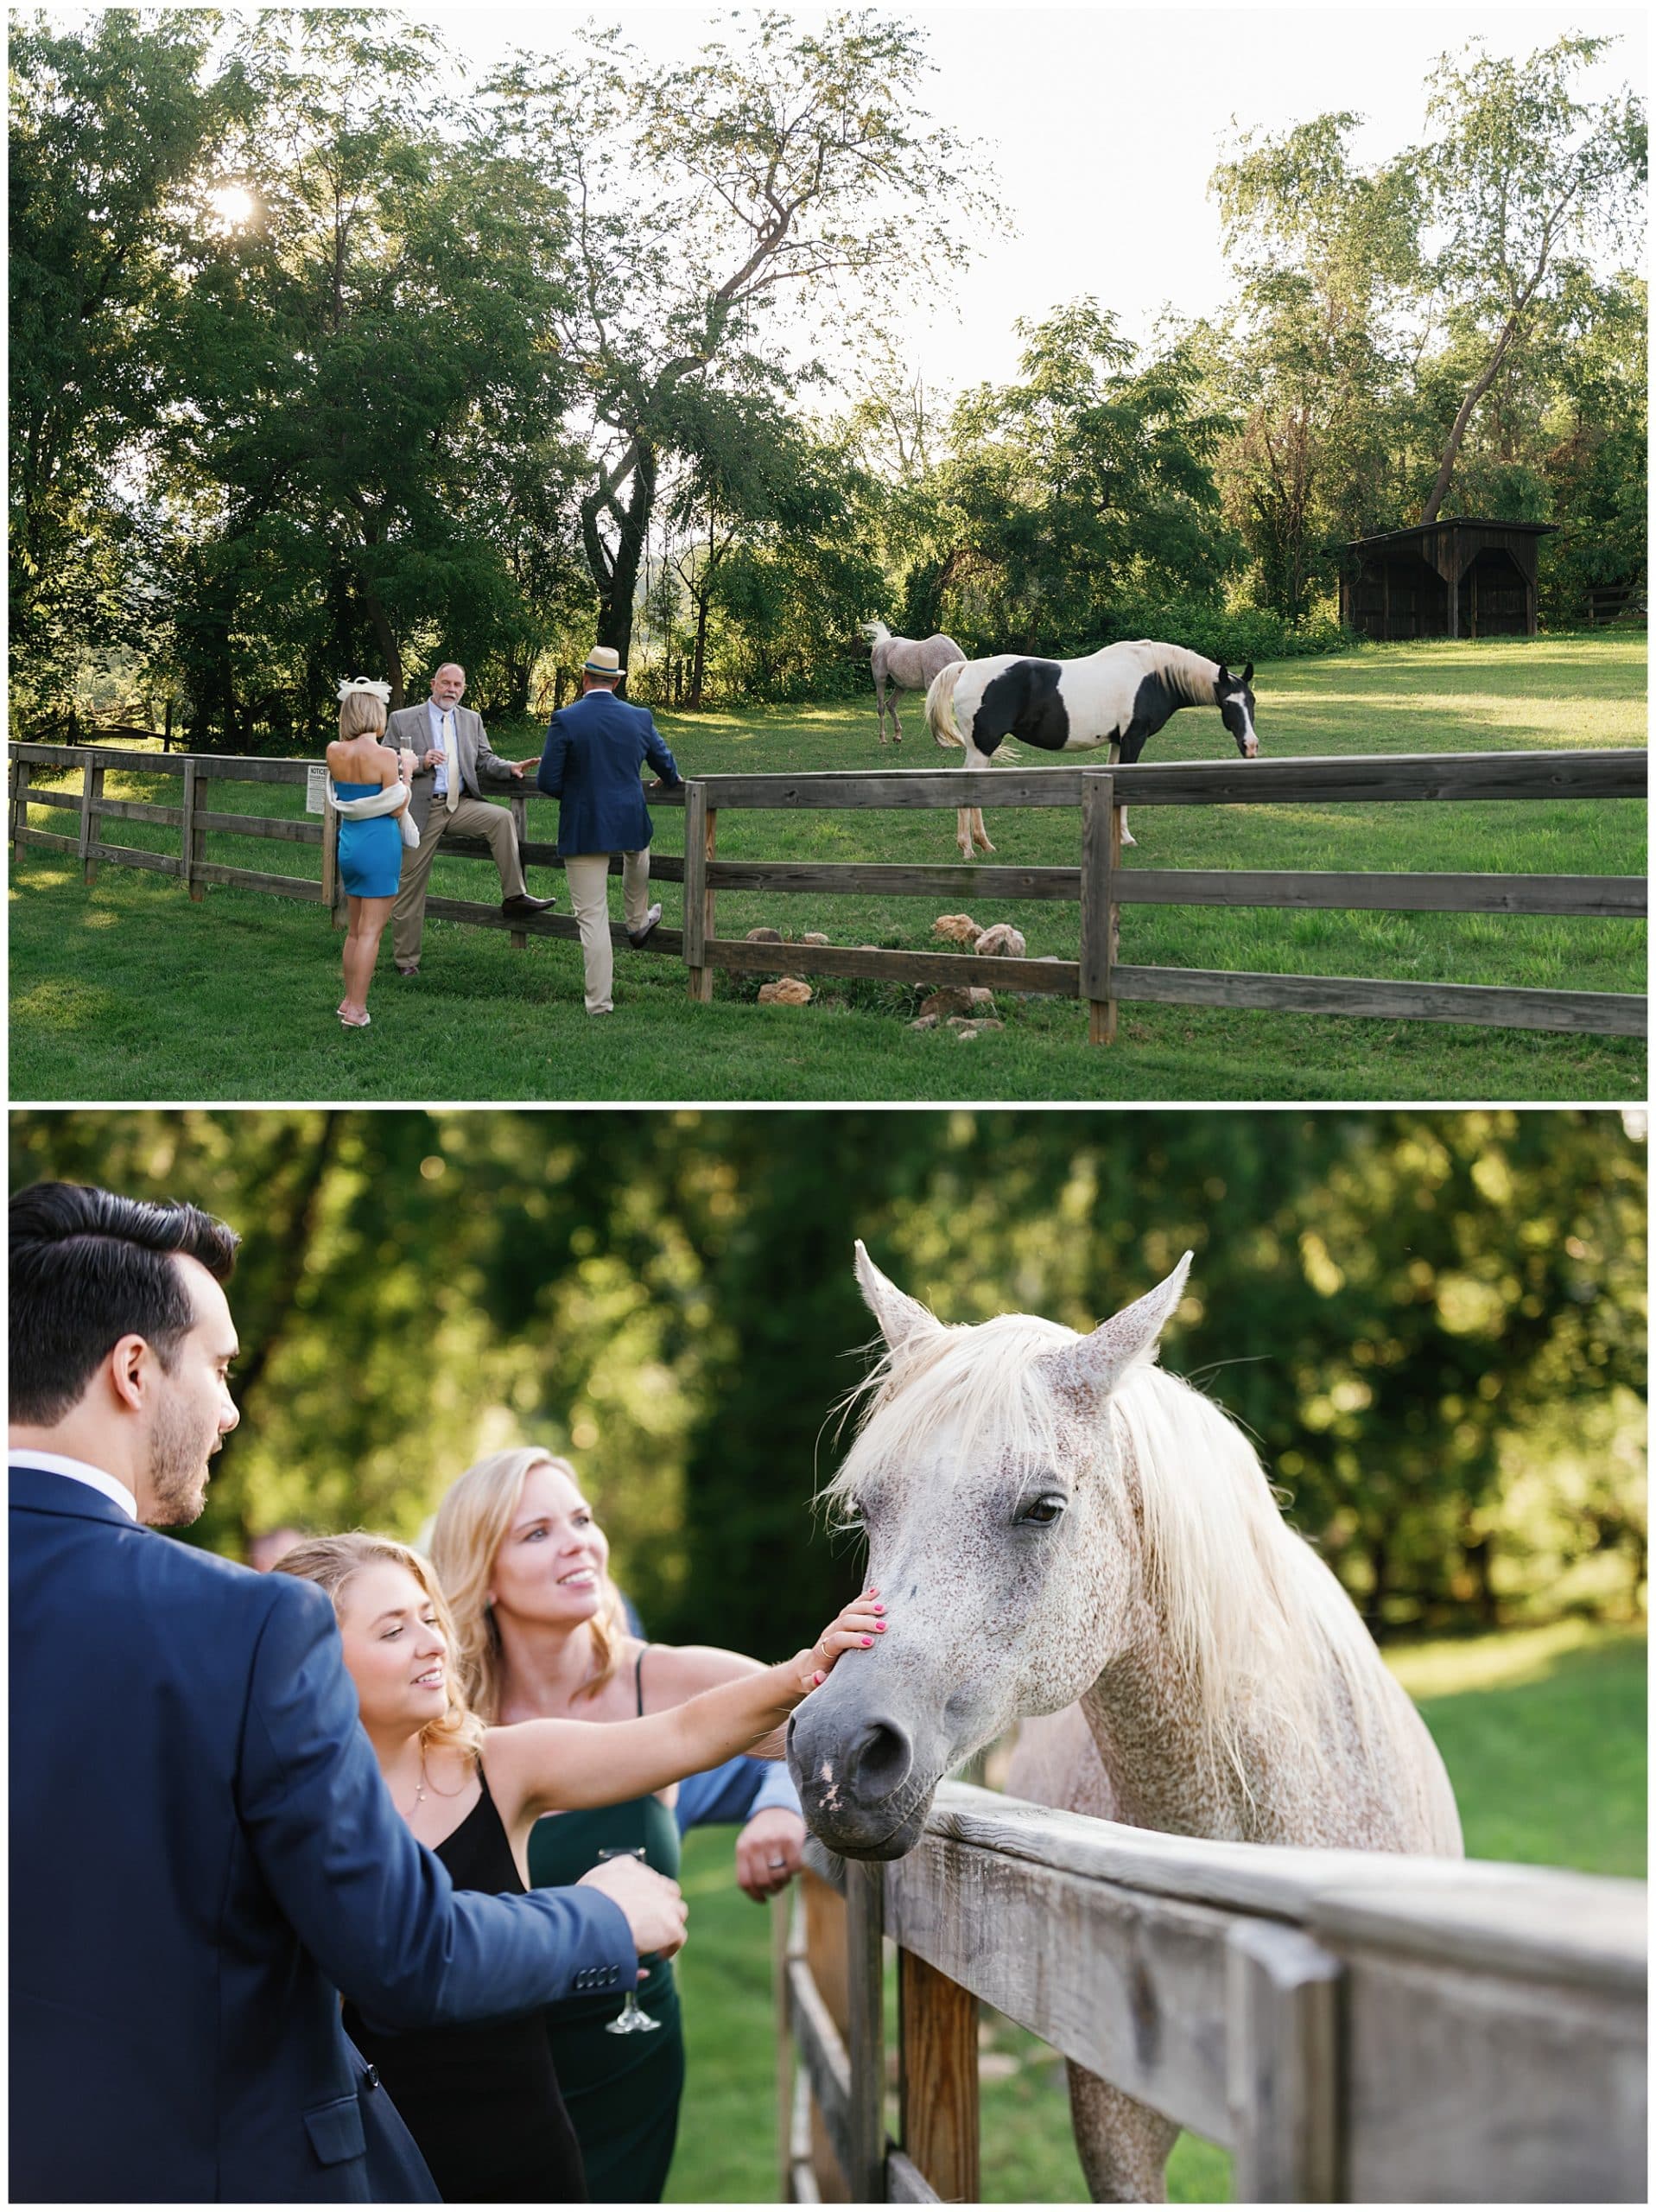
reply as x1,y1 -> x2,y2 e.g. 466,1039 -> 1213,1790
502,893 -> 555,917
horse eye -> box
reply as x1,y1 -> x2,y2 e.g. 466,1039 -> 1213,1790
1018,1495 -> 1066,1527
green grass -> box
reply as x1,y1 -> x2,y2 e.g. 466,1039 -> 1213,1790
666,1621 -> 1646,2202
10,636 -> 1646,1101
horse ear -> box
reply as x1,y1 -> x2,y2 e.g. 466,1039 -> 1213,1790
853,1240 -> 942,1357
1241,662 -> 1253,686
1036,1252 -> 1193,1403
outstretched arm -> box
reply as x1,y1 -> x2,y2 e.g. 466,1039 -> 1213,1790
488,1590 -> 885,1825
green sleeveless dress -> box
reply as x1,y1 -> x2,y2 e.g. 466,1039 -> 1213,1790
528,1653 -> 686,2202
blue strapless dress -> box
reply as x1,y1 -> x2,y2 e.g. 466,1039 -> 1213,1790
335,782 -> 403,898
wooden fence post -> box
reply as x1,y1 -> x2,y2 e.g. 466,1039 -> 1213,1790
10,757 -> 30,858
844,1859 -> 886,2204
79,756 -> 105,886
898,1948 -> 980,2202
775,1893 -> 803,2202
78,756 -> 106,885
803,1869 -> 852,2202
181,759 -> 206,900
1227,1920 -> 1342,2202
683,781 -> 718,1003
1080,767 -> 1120,1044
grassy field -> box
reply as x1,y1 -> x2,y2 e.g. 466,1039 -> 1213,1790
666,1620 -> 1646,2203
10,635 -> 1646,1101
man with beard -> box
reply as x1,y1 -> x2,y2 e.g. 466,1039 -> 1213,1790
9,1181 -> 688,2203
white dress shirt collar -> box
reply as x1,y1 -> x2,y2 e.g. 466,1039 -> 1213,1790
8,1447 -> 138,1518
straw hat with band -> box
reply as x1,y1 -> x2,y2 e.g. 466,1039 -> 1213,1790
583,646 -> 625,679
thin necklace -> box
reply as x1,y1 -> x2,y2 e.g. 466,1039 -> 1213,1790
398,1740 -> 466,1820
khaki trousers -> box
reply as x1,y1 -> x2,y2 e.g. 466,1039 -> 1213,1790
391,795 -> 527,968
564,849 -> 652,1014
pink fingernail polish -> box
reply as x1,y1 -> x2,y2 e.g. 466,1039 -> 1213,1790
861,1635 -> 873,1646
876,1623 -> 885,1631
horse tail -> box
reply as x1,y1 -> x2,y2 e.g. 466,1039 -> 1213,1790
925,658 -> 968,750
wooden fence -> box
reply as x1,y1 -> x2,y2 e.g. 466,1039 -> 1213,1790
778,1781 -> 1646,2204
674,752 -> 1647,1043
10,742 -> 1647,1044
6,741 -> 688,963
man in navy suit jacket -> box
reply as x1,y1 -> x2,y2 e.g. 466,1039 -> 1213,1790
10,1182 -> 688,2203
536,645 -> 682,1014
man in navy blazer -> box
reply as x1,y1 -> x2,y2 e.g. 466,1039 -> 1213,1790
10,1182 -> 688,2203
536,645 -> 683,1014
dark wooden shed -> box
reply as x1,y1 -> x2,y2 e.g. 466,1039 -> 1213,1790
1341,518 -> 1558,641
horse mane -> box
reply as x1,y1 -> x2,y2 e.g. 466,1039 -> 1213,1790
1119,640 -> 1219,708
827,1313 -> 1454,1840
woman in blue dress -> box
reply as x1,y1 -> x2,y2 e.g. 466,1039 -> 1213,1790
326,679 -> 414,1028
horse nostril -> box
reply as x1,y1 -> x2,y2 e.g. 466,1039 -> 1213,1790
847,1718 -> 913,1803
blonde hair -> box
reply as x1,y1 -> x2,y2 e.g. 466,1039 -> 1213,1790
428,1447 -> 629,1725
276,1532 -> 485,1763
338,690 -> 388,741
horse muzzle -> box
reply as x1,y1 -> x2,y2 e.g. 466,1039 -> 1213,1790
788,1694 -> 939,1860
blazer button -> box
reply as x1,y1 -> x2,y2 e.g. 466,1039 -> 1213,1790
363,2066 -> 380,2092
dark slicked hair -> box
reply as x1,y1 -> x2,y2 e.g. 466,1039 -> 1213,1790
9,1182 -> 240,1426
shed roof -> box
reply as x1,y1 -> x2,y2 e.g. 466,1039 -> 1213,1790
1347,518 -> 1560,553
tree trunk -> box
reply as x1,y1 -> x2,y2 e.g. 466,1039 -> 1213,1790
586,440 -> 659,693
356,576 -> 405,708
688,585 -> 711,710
1419,293 -> 1536,524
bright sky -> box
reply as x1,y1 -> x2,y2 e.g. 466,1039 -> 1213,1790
439,2 -> 1646,393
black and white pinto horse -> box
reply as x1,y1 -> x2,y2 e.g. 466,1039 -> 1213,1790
863,620 -> 966,746
924,641 -> 1259,856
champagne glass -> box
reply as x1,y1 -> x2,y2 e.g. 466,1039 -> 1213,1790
597,1847 -> 663,2035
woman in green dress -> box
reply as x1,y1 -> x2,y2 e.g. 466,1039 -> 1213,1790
431,1446 -> 844,2201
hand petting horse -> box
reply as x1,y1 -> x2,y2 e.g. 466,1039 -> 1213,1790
790,1240 -> 1460,2202
924,639 -> 1259,856
863,620 -> 965,746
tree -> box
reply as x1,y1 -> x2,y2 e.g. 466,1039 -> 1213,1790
8,10 -> 244,724
1414,35 -> 1645,524
485,11 -> 996,673
149,12 -> 574,736
1209,113 -> 1426,615
932,302 -> 1237,652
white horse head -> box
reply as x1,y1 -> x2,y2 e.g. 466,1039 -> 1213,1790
790,1242 -> 1461,1863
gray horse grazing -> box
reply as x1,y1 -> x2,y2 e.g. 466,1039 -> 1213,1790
790,1243 -> 1462,2202
864,620 -> 964,746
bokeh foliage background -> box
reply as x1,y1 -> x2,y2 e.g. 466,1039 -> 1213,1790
9,1108 -> 1644,1649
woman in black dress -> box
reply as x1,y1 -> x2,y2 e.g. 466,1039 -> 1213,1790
276,1534 -> 883,2202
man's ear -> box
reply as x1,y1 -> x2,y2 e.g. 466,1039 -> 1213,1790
106,1333 -> 153,1416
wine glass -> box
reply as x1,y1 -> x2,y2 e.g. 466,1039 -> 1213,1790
597,1847 -> 663,2035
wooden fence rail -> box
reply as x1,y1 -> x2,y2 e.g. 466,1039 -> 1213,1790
10,742 -> 1646,1043
779,1781 -> 1646,2204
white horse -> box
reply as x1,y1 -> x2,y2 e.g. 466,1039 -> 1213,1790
864,620 -> 965,746
790,1243 -> 1462,2202
925,639 -> 1258,858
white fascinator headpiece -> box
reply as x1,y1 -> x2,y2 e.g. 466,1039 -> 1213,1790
337,676 -> 392,704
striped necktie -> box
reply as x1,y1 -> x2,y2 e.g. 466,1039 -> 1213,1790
441,709 -> 458,813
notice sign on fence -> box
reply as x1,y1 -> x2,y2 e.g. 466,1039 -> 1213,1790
306,765 -> 327,815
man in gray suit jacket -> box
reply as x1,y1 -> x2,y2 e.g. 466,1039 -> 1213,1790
382,662 -> 553,976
